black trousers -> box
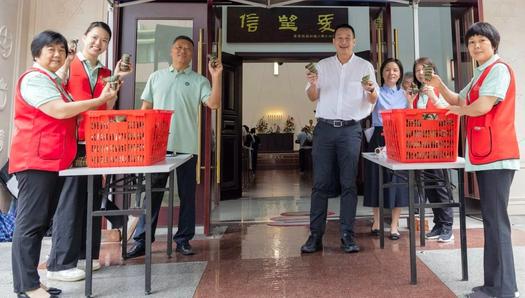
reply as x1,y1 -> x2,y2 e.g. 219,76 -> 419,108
422,169 -> 453,228
310,121 -> 362,237
47,144 -> 122,271
12,170 -> 64,293
133,154 -> 197,244
299,148 -> 307,172
476,170 -> 517,298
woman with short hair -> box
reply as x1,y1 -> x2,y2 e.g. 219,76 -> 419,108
427,22 -> 519,298
9,30 -> 117,297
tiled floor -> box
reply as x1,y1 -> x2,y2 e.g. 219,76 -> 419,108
2,169 -> 524,297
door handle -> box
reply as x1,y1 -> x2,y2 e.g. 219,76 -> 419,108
215,29 -> 223,184
196,28 -> 204,184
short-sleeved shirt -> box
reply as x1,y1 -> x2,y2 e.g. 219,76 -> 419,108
458,54 -> 519,172
307,54 -> 378,121
76,52 -> 105,91
141,65 -> 211,154
372,85 -> 408,127
415,89 -> 449,109
20,63 -> 73,107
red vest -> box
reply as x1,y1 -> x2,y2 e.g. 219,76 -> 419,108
413,88 -> 440,109
65,56 -> 111,140
466,60 -> 519,165
9,68 -> 77,173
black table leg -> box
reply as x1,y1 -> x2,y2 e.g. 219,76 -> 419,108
408,170 -> 417,284
86,175 -> 94,297
379,165 -> 385,249
458,169 -> 468,281
167,170 -> 174,257
145,174 -> 152,295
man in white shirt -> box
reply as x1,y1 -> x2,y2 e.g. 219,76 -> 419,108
301,24 -> 378,253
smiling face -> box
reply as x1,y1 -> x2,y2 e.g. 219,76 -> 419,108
414,63 -> 433,84
332,27 -> 356,58
468,34 -> 495,65
35,43 -> 66,73
171,39 -> 193,69
82,26 -> 110,60
382,62 -> 401,87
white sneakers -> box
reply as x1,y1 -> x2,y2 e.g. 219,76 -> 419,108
77,259 -> 102,271
47,267 -> 85,282
46,259 -> 101,282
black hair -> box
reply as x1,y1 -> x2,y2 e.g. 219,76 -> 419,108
85,21 -> 112,40
380,58 -> 404,87
413,57 -> 439,88
172,35 -> 194,47
465,22 -> 500,53
249,128 -> 256,134
334,24 -> 355,38
31,30 -> 68,61
403,72 -> 414,80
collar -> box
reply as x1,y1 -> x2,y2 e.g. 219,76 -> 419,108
169,64 -> 191,74
476,54 -> 500,72
333,53 -> 355,66
32,62 -> 58,80
77,52 -> 104,69
381,84 -> 398,93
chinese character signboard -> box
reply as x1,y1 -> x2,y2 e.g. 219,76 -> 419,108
227,7 -> 348,43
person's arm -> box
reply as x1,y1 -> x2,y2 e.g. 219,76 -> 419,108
362,64 -> 378,104
204,60 -> 223,110
427,74 -> 464,106
446,95 -> 498,117
141,100 -> 153,110
362,81 -> 378,104
38,84 -> 118,119
306,73 -> 319,102
405,89 -> 416,109
114,59 -> 134,79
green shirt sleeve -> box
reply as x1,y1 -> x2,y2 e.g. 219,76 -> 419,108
20,72 -> 62,108
199,77 -> 212,104
141,72 -> 155,103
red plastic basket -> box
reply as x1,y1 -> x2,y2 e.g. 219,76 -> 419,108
380,109 -> 459,163
84,110 -> 173,167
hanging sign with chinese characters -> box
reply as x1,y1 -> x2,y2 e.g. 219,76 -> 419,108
227,7 -> 348,43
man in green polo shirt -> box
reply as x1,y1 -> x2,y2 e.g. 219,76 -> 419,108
126,35 -> 222,258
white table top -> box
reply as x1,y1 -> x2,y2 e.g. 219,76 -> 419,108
59,154 -> 192,176
362,152 -> 465,170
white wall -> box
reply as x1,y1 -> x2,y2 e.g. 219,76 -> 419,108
483,0 -> 525,213
24,0 -> 109,67
242,62 -> 317,150
0,0 -> 25,167
2,0 -> 108,158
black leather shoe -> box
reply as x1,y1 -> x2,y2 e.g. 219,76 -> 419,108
300,234 -> 322,253
341,233 -> 360,253
176,242 -> 195,255
371,229 -> 380,236
18,290 -> 59,298
125,242 -> 146,259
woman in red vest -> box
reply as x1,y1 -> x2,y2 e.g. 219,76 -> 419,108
427,22 -> 519,298
9,30 -> 117,298
407,57 -> 455,243
46,22 -> 132,282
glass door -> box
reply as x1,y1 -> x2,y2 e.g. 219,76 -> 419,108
118,2 -> 211,232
